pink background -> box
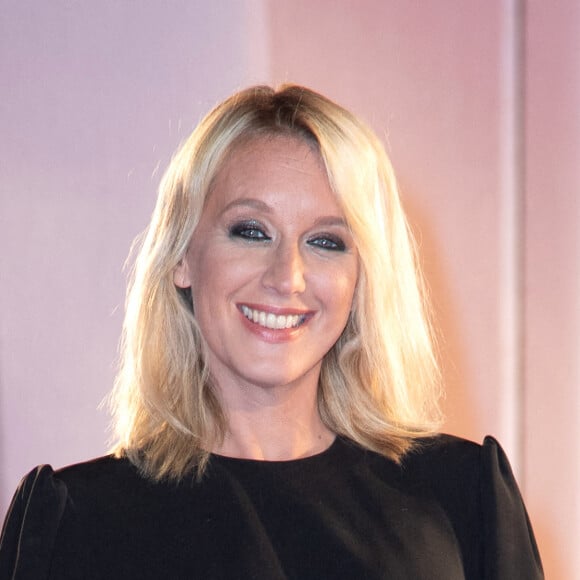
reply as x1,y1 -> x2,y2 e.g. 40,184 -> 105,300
1,2 -> 578,578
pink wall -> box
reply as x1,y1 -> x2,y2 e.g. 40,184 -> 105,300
525,2 -> 580,577
1,1 -> 577,577
269,0 -> 510,449
0,0 -> 268,504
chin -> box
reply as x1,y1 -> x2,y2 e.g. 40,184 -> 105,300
239,363 -> 319,391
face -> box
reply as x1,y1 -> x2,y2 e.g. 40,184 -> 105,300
174,135 -> 358,396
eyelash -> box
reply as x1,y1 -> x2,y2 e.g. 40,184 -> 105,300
228,221 -> 346,252
307,234 -> 346,252
228,221 -> 271,241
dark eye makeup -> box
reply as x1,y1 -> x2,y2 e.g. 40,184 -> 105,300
228,220 -> 271,241
307,234 -> 347,252
228,220 -> 347,252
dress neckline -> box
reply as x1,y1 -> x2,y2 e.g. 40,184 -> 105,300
209,435 -> 342,467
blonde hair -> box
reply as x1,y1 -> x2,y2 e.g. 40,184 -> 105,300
109,85 -> 442,481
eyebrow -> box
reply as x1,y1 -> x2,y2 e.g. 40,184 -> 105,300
220,197 -> 349,229
221,198 -> 272,214
312,216 -> 349,228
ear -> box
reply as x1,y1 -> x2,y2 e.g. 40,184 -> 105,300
173,258 -> 192,288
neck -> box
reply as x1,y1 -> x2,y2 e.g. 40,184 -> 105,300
211,378 -> 335,461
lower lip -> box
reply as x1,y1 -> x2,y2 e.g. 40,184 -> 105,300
238,311 -> 309,343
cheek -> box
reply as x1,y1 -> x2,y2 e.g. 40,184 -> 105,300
188,247 -> 219,314
315,262 -> 358,318
336,278 -> 358,318
189,247 -> 257,310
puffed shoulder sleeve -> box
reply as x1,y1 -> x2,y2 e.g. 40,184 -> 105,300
481,436 -> 544,579
0,465 -> 67,580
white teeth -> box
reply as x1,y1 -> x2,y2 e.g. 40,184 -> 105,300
240,305 -> 304,330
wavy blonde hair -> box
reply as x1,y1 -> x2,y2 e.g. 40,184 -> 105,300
109,85 -> 442,481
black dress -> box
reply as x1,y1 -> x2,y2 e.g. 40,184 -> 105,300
0,435 -> 542,579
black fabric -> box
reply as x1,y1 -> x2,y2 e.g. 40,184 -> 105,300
0,435 -> 543,579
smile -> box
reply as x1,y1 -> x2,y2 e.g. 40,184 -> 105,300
240,305 -> 307,330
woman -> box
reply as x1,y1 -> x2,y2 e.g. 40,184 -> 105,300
0,85 -> 542,578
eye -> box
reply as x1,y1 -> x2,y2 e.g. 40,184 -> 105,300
228,220 -> 271,241
307,234 -> 346,252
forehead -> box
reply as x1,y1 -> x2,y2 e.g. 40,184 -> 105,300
218,134 -> 322,182
205,135 -> 342,215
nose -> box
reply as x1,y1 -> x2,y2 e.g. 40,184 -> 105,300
261,242 -> 306,295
